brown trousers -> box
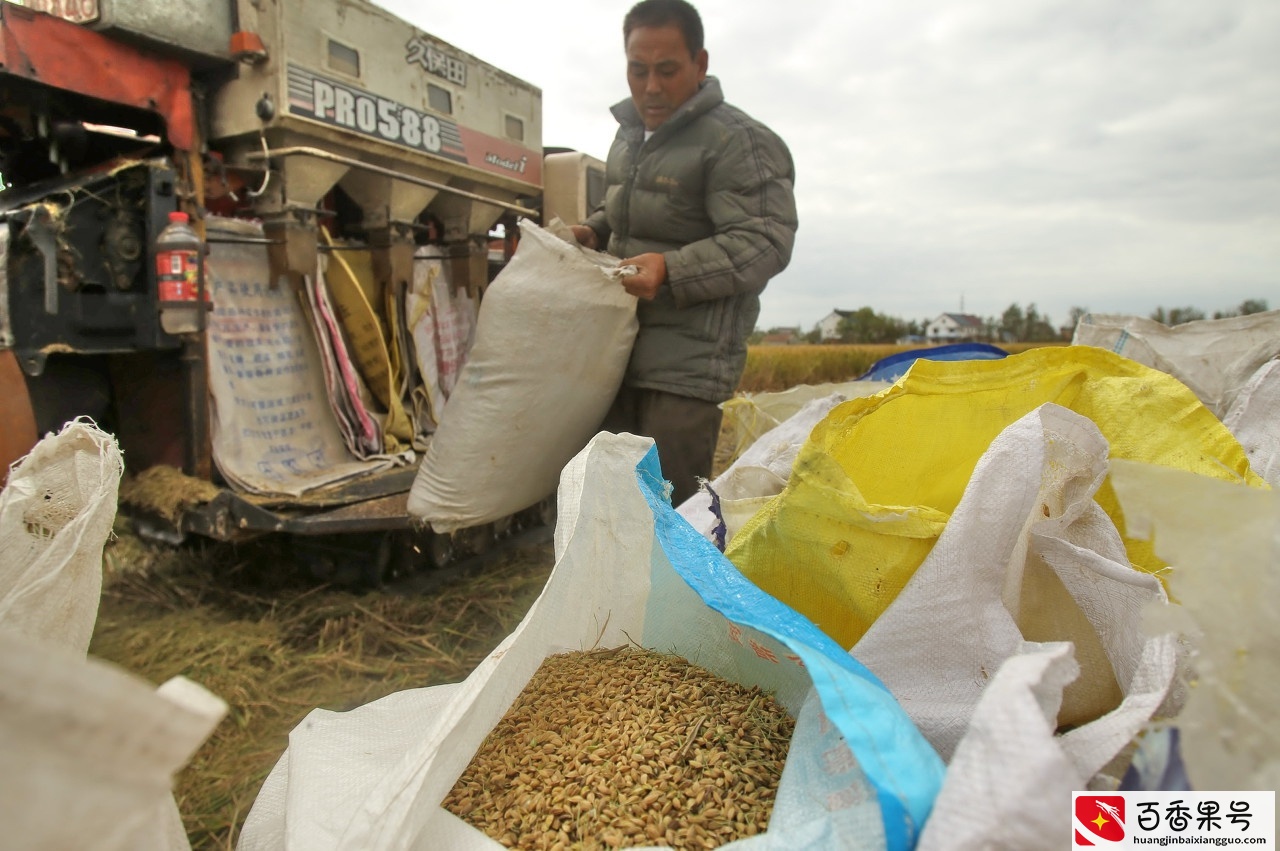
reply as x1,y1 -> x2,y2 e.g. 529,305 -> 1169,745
600,386 -> 723,507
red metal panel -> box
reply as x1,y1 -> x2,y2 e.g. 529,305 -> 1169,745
0,4 -> 196,150
0,350 -> 38,486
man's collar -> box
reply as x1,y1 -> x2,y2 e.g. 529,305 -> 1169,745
611,76 -> 725,133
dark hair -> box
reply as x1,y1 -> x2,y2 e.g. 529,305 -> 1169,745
623,0 -> 704,57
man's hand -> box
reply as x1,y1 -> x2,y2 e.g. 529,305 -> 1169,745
617,252 -> 666,300
569,225 -> 598,250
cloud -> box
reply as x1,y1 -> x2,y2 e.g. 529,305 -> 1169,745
374,0 -> 1278,331
744,0 -> 1280,328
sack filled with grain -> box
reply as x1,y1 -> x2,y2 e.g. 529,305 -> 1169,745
238,432 -> 944,851
444,646 -> 796,848
406,218 -> 638,533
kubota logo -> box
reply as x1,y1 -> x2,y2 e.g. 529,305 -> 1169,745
1075,795 -> 1126,845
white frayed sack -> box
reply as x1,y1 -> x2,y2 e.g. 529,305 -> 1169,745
0,419 -> 227,851
0,418 -> 122,652
716,379 -> 892,471
407,219 -> 637,533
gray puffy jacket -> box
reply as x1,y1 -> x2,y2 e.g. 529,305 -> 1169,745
583,77 -> 798,403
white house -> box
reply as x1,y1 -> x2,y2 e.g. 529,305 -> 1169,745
925,313 -> 985,342
816,309 -> 855,341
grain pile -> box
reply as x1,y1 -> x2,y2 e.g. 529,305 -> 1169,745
444,647 -> 795,850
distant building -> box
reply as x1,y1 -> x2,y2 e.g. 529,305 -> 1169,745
759,330 -> 800,345
926,312 -> 985,343
816,309 -> 857,341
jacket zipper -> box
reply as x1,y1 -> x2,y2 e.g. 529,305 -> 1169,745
619,135 -> 643,254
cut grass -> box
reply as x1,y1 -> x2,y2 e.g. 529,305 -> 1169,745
91,528 -> 555,850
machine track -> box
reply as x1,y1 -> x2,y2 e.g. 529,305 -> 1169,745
286,497 -> 558,591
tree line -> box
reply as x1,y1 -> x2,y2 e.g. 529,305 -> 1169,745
754,298 -> 1271,345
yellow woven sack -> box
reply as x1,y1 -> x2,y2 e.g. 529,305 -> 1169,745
320,234 -> 414,451
726,345 -> 1266,650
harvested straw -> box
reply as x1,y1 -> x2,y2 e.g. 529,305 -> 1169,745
91,525 -> 556,850
445,647 -> 794,850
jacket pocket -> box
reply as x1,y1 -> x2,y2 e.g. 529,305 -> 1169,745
701,298 -> 728,343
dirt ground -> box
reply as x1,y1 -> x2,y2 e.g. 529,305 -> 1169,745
91,519 -> 558,850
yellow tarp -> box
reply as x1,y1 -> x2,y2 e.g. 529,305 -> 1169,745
726,345 -> 1267,650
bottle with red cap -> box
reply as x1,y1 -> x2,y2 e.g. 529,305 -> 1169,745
155,210 -> 210,335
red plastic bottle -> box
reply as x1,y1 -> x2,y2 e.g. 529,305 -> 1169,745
155,211 -> 208,335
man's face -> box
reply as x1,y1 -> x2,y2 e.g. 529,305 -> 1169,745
625,24 -> 708,131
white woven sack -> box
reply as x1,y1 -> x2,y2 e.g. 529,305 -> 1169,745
1071,310 -> 1280,418
1109,459 -> 1280,791
0,418 -> 122,652
240,432 -> 945,851
0,419 -> 227,851
853,404 -> 1179,850
718,379 -> 892,470
678,392 -> 852,546
408,219 -> 637,532
1221,358 -> 1280,488
0,629 -> 228,851
205,217 -> 397,495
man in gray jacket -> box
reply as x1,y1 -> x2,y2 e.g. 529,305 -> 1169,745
572,0 -> 798,506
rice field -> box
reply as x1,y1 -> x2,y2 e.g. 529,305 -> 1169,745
735,341 -> 1051,393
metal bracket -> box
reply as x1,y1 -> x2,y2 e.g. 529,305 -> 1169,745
26,206 -> 60,315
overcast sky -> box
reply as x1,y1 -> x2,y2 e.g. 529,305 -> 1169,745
375,0 -> 1278,333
